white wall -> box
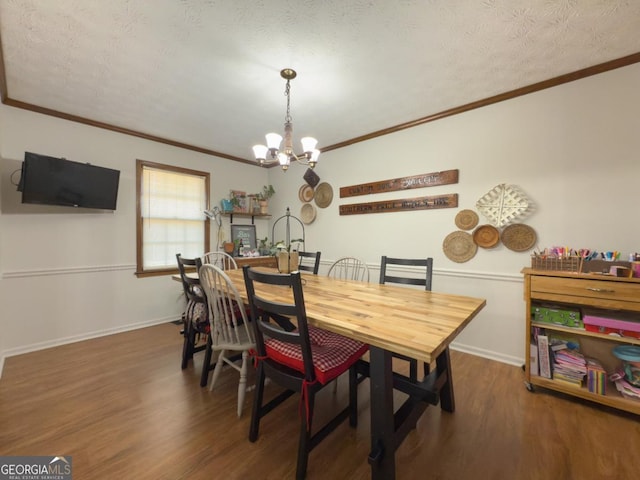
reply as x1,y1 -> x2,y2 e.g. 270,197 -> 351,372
266,62 -> 640,365
1,63 -> 639,376
0,105 -> 271,372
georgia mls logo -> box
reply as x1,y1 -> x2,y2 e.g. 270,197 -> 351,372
0,455 -> 72,479
49,457 -> 71,474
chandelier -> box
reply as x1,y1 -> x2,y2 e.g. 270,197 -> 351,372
252,68 -> 320,171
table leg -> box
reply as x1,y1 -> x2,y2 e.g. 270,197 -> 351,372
368,346 -> 396,480
436,346 -> 455,412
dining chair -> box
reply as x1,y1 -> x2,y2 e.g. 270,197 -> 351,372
199,264 -> 256,416
199,251 -> 238,270
297,250 -> 321,274
379,255 -> 434,381
196,253 -> 248,387
327,256 -> 370,282
176,253 -> 209,370
243,266 -> 368,480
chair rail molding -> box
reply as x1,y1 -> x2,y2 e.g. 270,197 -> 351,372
2,263 -> 136,279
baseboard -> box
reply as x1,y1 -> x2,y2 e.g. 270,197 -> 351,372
451,341 -> 524,367
0,316 -> 179,372
0,322 -> 523,381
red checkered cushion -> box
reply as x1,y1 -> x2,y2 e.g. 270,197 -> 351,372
264,326 -> 368,384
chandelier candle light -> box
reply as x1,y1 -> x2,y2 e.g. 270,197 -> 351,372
252,69 -> 320,171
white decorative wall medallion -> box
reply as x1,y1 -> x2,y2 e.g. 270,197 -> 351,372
475,184 -> 530,228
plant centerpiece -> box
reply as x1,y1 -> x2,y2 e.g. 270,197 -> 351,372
258,237 -> 271,256
255,184 -> 276,214
275,238 -> 303,273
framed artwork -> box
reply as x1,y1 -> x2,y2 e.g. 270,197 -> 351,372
230,190 -> 247,213
230,224 -> 256,250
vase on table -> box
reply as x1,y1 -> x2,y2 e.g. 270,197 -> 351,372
277,251 -> 299,273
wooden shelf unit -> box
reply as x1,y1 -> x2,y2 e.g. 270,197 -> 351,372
522,268 -> 640,415
222,212 -> 271,224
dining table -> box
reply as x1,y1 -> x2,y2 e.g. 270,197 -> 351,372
219,266 -> 486,480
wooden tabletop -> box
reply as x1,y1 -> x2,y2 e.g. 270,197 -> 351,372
225,268 -> 486,363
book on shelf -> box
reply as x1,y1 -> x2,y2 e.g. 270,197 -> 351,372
529,343 -> 539,376
586,358 -> 606,395
537,334 -> 551,379
551,339 -> 586,386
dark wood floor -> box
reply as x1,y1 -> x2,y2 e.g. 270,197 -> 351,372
1,323 -> 639,479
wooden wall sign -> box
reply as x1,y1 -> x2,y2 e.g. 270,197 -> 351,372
339,169 -> 458,198
339,193 -> 458,215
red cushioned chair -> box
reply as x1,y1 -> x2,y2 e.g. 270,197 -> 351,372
243,266 -> 368,480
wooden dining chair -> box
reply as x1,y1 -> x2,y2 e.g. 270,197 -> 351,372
176,253 -> 209,370
297,250 -> 321,274
199,264 -> 255,416
327,256 -> 370,282
196,253 -> 246,387
199,251 -> 238,270
243,266 -> 368,480
379,255 -> 434,381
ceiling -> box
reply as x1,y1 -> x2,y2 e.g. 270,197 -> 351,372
1,0 -> 640,165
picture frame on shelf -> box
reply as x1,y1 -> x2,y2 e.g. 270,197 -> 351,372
230,224 -> 257,250
230,190 -> 247,213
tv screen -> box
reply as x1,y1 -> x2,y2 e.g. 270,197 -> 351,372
19,152 -> 120,210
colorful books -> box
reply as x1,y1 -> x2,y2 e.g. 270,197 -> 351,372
586,358 -> 606,395
549,336 -> 586,386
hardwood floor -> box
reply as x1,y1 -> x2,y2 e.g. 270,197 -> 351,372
1,323 -> 639,479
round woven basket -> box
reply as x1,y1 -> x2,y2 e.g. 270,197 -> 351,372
314,182 -> 333,208
443,231 -> 477,263
501,223 -> 537,252
300,203 -> 316,224
455,209 -> 479,230
473,224 -> 500,249
298,184 -> 314,203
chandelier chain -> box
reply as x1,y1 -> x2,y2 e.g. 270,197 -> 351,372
284,79 -> 292,123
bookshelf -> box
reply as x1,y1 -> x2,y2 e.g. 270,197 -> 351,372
522,268 -> 640,415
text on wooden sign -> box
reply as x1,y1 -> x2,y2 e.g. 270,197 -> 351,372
339,169 -> 459,198
339,193 -> 458,215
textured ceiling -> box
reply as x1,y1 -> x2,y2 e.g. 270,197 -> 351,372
1,0 -> 640,164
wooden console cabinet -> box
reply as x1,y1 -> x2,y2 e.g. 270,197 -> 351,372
235,256 -> 277,268
523,268 -> 640,415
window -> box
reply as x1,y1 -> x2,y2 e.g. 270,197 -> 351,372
136,160 -> 210,277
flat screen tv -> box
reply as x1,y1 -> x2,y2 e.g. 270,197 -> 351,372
18,152 -> 120,210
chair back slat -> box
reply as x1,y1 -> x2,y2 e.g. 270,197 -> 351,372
199,251 -> 238,270
176,253 -> 205,301
379,256 -> 433,291
297,251 -> 321,274
199,264 -> 253,347
327,256 -> 370,282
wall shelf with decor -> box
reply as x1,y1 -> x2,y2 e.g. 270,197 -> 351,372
522,268 -> 640,415
222,212 -> 272,224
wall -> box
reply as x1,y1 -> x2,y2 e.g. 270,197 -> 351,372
1,63 -> 639,377
0,105 -> 271,375
266,62 -> 640,365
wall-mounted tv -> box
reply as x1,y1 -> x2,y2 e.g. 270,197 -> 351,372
18,152 -> 120,210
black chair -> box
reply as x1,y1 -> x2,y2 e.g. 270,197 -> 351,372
176,253 -> 209,370
379,255 -> 434,381
297,251 -> 321,274
243,266 -> 367,480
